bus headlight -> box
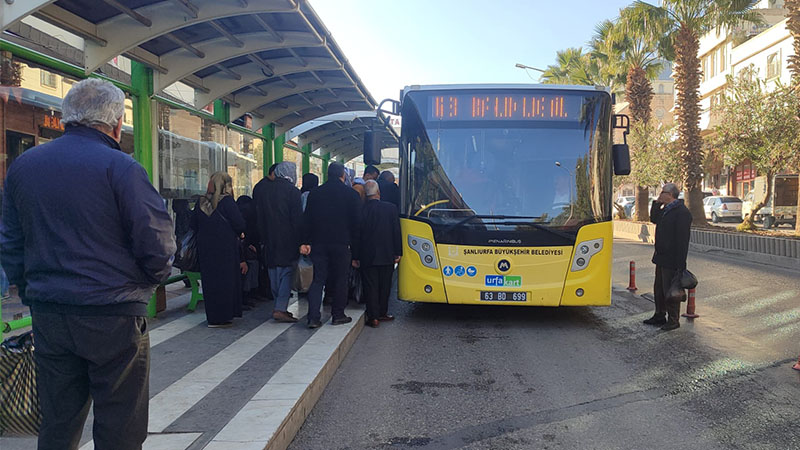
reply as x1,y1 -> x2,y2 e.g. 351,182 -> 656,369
408,235 -> 438,269
571,238 -> 603,272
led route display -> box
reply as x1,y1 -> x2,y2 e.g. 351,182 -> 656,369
428,93 -> 583,122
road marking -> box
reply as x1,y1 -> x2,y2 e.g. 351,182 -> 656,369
207,307 -> 363,448
733,290 -> 798,316
149,299 -> 207,347
147,301 -> 305,433
80,433 -> 201,450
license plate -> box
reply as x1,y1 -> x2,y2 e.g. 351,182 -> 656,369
479,291 -> 527,302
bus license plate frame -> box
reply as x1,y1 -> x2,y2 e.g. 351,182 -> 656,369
479,291 -> 527,302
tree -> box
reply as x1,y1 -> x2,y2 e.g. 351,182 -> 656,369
713,66 -> 800,228
606,8 -> 671,221
631,0 -> 763,226
627,121 -> 683,185
785,0 -> 800,234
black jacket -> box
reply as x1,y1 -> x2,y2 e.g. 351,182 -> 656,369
0,126 -> 175,315
254,177 -> 303,267
650,200 -> 692,270
302,179 -> 361,252
378,179 -> 401,211
358,199 -> 403,266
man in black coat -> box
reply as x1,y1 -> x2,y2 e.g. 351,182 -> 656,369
301,163 -> 361,328
356,180 -> 402,328
254,162 -> 302,322
645,182 -> 692,331
378,170 -> 401,211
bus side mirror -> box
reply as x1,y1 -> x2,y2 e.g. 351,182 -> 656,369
612,114 -> 630,175
363,130 -> 381,165
613,144 -> 631,176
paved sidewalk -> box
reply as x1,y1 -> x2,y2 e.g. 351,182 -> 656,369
1,289 -> 365,450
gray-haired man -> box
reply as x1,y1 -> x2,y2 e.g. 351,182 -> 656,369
645,182 -> 692,331
0,78 -> 176,449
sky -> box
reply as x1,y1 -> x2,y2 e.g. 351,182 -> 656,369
312,0 -> 635,105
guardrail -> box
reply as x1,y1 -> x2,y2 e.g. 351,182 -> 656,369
1,272 -> 204,334
613,220 -> 800,270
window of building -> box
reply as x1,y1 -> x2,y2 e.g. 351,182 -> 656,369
709,52 -> 716,78
658,84 -> 665,94
719,46 -> 727,73
767,52 -> 780,79
702,57 -> 708,82
40,70 -> 57,88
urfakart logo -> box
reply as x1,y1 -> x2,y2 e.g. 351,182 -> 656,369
485,275 -> 522,287
487,238 -> 522,244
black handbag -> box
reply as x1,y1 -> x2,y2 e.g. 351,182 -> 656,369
174,229 -> 198,271
680,269 -> 698,290
0,331 -> 41,436
667,269 -> 697,302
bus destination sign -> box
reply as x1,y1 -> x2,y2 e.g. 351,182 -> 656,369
428,93 -> 581,121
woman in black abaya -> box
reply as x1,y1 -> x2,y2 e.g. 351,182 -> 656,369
191,172 -> 247,327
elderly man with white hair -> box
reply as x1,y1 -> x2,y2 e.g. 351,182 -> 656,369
355,179 -> 402,327
0,78 -> 176,449
645,182 -> 692,331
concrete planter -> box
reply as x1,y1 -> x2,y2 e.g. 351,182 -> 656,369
613,220 -> 800,271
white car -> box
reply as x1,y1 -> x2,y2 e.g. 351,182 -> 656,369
703,196 -> 743,223
615,196 -> 635,208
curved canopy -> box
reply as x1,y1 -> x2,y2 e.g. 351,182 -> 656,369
296,112 -> 398,161
2,0 -> 376,131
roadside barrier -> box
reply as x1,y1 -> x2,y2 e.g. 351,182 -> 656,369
627,261 -> 638,292
682,288 -> 699,319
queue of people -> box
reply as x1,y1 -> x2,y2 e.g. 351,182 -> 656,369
185,161 -> 401,330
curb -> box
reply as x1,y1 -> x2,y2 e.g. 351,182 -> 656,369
265,309 -> 365,450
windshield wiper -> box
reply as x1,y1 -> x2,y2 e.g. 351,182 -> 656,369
442,214 -> 542,232
442,214 -> 576,243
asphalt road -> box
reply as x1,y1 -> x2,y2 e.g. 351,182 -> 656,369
290,239 -> 800,450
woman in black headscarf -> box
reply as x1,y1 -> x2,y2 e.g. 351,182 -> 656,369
191,172 -> 247,327
300,172 -> 319,211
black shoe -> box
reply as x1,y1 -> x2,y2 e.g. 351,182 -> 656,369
660,322 -> 680,331
308,321 -> 322,329
331,316 -> 352,325
643,315 -> 667,325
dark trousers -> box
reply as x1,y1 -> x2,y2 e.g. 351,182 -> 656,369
362,265 -> 394,320
653,266 -> 681,325
31,310 -> 150,450
308,244 -> 351,323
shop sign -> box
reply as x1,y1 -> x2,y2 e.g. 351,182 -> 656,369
42,115 -> 64,131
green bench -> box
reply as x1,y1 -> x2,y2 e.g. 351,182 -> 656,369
147,271 -> 203,318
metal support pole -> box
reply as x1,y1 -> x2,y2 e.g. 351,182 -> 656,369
322,153 -> 330,182
131,61 -> 154,181
212,99 -> 229,125
273,133 -> 285,163
262,124 -> 274,170
302,144 -> 311,174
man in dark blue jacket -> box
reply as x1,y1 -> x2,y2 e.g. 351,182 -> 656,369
301,163 -> 361,328
0,79 -> 176,450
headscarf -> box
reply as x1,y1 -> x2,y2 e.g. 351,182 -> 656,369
274,161 -> 297,185
344,167 -> 355,187
199,171 -> 233,216
301,173 -> 319,193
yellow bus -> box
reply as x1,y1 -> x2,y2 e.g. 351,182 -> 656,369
379,84 -> 630,306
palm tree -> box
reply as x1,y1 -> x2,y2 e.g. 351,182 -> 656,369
786,0 -> 800,234
540,48 -> 597,86
630,0 -> 762,226
605,8 -> 671,221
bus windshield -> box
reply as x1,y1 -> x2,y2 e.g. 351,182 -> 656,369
402,89 -> 613,230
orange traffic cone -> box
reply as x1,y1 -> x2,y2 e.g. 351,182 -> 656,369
793,354 -> 800,371
627,261 -> 638,292
682,288 -> 699,318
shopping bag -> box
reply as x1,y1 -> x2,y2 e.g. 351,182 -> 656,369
174,229 -> 198,271
293,256 -> 313,293
667,271 -> 688,302
348,267 -> 363,304
680,269 -> 698,290
0,331 -> 40,436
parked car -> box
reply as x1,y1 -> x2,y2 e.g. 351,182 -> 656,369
703,196 -> 743,223
624,197 -> 657,218
616,196 -> 635,209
